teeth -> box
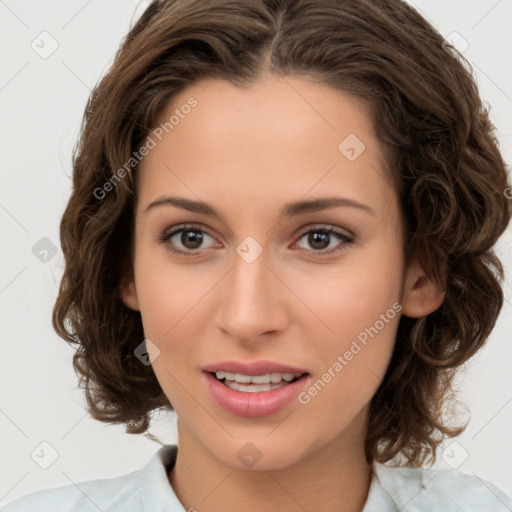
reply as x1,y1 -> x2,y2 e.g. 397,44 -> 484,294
223,380 -> 288,393
214,371 -> 301,384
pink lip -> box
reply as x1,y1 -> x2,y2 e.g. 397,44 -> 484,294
202,360 -> 310,417
202,360 -> 308,376
203,372 -> 310,417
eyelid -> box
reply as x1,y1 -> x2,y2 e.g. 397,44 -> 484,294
294,223 -> 355,240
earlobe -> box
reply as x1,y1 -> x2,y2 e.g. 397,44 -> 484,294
401,257 -> 446,318
119,278 -> 141,311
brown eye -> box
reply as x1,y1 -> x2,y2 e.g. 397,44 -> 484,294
158,225 -> 218,255
294,227 -> 354,255
307,231 -> 331,250
177,229 -> 204,249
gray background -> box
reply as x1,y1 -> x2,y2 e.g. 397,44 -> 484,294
1,0 -> 511,505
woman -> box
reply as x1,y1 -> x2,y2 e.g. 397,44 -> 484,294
5,0 -> 512,510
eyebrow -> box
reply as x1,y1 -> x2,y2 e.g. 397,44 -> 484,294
145,195 -> 375,220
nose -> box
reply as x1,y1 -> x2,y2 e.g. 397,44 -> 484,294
215,247 -> 289,345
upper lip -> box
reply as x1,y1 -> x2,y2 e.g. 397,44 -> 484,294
202,360 -> 308,376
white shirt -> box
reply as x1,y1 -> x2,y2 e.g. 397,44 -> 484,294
3,444 -> 512,511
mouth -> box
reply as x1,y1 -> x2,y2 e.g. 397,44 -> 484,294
208,370 -> 307,393
202,361 -> 311,416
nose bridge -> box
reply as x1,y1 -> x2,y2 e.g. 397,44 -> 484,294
216,244 -> 287,341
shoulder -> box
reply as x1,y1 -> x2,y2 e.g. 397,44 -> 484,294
2,445 -> 180,512
369,462 -> 512,511
1,470 -> 141,512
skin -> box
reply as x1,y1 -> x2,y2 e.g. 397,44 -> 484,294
121,73 -> 445,512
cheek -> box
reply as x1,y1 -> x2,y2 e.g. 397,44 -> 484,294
290,240 -> 402,408
133,244 -> 209,338
133,260 -> 202,405
290,242 -> 403,340
297,314 -> 399,428
132,247 -> 218,380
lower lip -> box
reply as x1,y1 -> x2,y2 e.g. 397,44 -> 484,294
203,372 -> 310,417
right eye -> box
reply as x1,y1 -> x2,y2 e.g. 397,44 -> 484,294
157,224 -> 221,256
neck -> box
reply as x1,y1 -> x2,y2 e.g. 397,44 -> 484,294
168,411 -> 373,512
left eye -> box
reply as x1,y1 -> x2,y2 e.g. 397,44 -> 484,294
294,227 -> 353,254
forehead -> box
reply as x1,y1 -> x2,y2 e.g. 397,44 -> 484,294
137,74 -> 396,216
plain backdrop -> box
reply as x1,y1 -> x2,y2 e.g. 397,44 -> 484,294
1,0 -> 511,506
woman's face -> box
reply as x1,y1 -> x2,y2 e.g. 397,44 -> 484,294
122,73 -> 440,470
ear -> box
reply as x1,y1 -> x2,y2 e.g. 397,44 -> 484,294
401,252 -> 446,318
119,276 -> 140,311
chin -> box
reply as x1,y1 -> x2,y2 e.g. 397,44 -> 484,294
210,435 -> 314,472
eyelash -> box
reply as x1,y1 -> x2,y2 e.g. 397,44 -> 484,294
157,223 -> 355,257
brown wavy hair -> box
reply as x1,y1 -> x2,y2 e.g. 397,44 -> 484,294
53,0 -> 511,466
